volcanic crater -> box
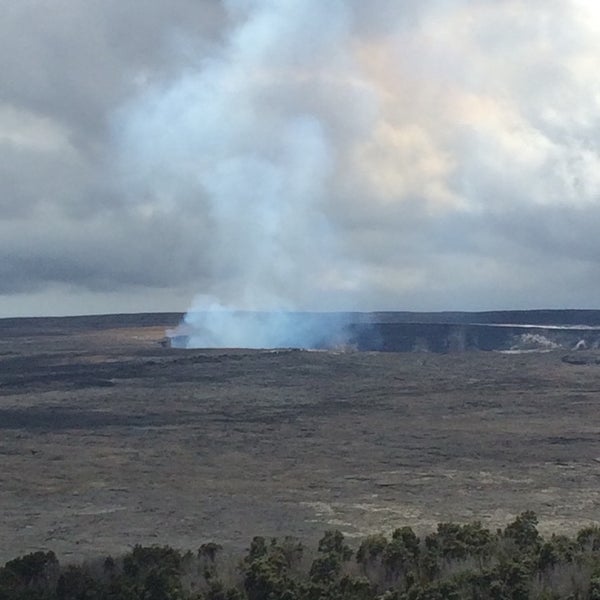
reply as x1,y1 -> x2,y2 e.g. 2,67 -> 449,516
1,310 -> 600,562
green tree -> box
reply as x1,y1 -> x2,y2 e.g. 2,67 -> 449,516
0,551 -> 59,598
504,511 -> 541,553
55,565 -> 100,600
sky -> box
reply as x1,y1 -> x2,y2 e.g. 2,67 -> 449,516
2,0 -> 600,317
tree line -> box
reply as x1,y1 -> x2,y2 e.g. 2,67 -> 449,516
2,512 -> 600,599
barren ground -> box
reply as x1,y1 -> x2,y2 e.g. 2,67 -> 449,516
1,315 -> 600,563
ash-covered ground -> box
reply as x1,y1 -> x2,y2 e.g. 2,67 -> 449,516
1,313 -> 600,563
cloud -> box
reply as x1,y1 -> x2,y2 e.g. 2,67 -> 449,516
1,0 -> 600,317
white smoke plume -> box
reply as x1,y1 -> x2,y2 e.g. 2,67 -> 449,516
115,0 -> 375,348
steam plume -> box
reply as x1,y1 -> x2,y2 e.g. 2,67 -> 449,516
116,0 -> 368,348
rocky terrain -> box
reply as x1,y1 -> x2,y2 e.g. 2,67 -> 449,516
1,312 -> 600,563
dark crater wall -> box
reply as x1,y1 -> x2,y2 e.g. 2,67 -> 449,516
346,310 -> 600,352
348,322 -> 600,353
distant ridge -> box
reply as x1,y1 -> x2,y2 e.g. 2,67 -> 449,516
0,312 -> 183,336
2,310 -> 600,328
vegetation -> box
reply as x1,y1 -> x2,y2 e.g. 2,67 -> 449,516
3,513 -> 600,599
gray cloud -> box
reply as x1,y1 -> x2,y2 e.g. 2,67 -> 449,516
2,0 -> 600,317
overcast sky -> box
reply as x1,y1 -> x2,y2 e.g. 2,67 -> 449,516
2,0 -> 600,317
